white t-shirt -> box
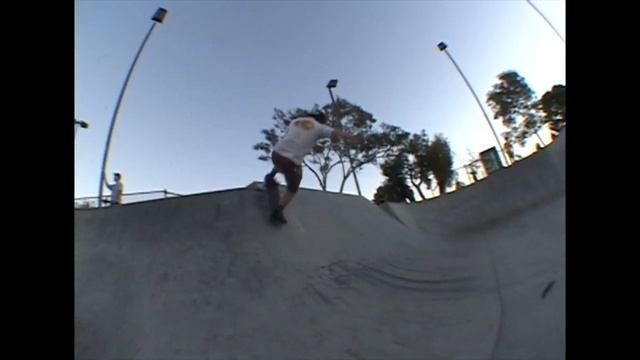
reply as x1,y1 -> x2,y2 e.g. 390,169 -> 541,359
107,181 -> 124,204
273,117 -> 334,165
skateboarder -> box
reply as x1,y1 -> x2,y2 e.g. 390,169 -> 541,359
264,111 -> 362,223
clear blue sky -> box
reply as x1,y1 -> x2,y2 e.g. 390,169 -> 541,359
75,0 -> 565,201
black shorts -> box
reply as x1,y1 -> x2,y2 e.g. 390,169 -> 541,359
272,151 -> 302,193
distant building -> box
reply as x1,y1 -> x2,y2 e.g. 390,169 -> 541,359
480,147 -> 503,174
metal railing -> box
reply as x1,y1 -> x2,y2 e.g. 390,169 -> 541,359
74,189 -> 182,208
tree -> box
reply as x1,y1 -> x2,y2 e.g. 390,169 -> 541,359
379,131 -> 455,199
373,153 -> 415,204
423,134 -> 455,195
466,161 -> 480,182
361,123 -> 411,167
464,148 -> 482,183
502,132 -> 516,164
404,131 -> 431,201
322,98 -> 379,195
486,70 -> 545,149
516,110 -> 545,147
371,130 -> 455,201
537,84 -> 566,137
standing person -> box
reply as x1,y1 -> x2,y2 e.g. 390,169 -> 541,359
103,172 -> 124,206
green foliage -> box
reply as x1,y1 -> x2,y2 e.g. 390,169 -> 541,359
373,153 -> 415,204
423,134 -> 455,194
487,71 -> 541,148
487,71 -> 566,149
537,84 -> 566,134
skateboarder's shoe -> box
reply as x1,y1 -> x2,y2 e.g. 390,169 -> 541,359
264,174 -> 279,189
270,208 -> 287,224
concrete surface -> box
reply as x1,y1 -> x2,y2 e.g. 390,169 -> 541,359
75,132 -> 565,360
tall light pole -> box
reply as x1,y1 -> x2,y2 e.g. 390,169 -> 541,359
437,41 -> 511,167
525,0 -> 565,44
327,79 -> 337,104
75,119 -> 89,140
98,8 -> 168,207
326,79 -> 362,196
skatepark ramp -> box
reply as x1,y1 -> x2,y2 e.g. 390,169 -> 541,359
75,132 -> 565,359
